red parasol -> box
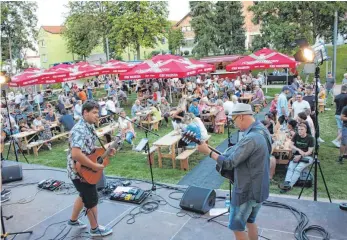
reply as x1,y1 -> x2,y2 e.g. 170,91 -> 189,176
226,48 -> 297,71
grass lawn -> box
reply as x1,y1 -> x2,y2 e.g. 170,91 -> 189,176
5,87 -> 346,200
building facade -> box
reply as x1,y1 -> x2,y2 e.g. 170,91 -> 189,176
38,26 -> 104,69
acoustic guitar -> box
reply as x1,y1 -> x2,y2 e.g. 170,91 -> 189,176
75,136 -> 121,184
181,131 -> 235,183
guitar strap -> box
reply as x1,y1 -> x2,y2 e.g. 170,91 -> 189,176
86,125 -> 107,151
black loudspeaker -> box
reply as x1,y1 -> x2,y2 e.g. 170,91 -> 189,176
179,186 -> 216,214
1,160 -> 23,183
96,171 -> 107,190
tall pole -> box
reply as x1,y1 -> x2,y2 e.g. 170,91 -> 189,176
106,37 -> 110,62
332,10 -> 338,79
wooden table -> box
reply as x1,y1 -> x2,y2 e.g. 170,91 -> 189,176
239,94 -> 253,104
272,131 -> 292,164
12,123 -> 59,154
153,130 -> 182,169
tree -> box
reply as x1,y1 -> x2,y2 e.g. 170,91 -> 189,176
1,1 -> 38,74
215,1 -> 246,54
249,35 -> 269,52
249,2 -> 347,53
189,1 -> 219,57
64,1 -> 116,58
168,28 -> 184,54
108,1 -> 169,60
63,14 -> 100,59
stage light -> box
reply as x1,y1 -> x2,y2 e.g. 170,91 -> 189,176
0,75 -> 6,84
303,48 -> 314,62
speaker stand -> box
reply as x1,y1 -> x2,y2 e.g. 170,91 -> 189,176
1,207 -> 33,240
207,180 -> 232,223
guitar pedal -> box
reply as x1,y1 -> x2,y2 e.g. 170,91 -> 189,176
124,194 -> 132,201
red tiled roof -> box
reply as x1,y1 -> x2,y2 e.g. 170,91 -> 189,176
41,26 -> 66,34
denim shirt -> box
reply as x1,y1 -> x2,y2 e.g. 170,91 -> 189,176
217,121 -> 271,206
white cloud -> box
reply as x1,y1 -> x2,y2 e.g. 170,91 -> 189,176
168,0 -> 190,21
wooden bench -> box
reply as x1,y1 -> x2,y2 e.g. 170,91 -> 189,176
254,104 -> 262,113
215,122 -> 225,134
176,148 -> 196,171
141,118 -> 163,131
27,132 -> 69,156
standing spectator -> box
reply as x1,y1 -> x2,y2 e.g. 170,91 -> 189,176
332,84 -> 347,148
223,96 -> 235,115
73,100 -> 83,120
276,86 -> 290,121
77,89 -> 87,103
292,93 -> 311,119
325,72 -> 335,106
342,73 -> 347,85
41,119 -> 53,150
214,99 -> 227,133
270,94 -> 279,117
339,105 -> 347,163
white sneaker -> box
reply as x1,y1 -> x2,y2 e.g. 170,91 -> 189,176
67,219 -> 87,228
90,225 -> 113,237
318,137 -> 325,143
332,139 -> 341,148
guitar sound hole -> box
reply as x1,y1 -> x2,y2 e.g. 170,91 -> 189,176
97,157 -> 103,164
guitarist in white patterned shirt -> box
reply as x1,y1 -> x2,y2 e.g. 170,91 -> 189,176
67,101 -> 115,237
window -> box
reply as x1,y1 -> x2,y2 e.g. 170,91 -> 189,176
161,38 -> 166,44
40,40 -> 45,47
186,26 -> 192,31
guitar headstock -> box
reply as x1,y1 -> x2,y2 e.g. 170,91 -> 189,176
181,131 -> 202,145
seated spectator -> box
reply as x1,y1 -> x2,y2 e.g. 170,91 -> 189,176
59,109 -> 75,131
74,100 -> 83,120
263,113 -> 275,135
18,120 -> 30,132
77,89 -> 87,103
117,110 -> 136,149
45,109 -> 58,123
292,92 -> 311,119
98,100 -> 108,117
40,119 -> 53,150
214,99 -> 227,133
131,99 -> 144,118
297,112 -> 314,137
287,119 -> 297,138
222,96 -> 234,115
32,114 -> 44,131
105,96 -> 117,115
188,99 -> 200,117
270,94 -> 279,117
159,98 -> 171,125
279,123 -> 314,192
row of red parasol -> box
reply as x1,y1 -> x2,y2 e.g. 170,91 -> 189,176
9,55 -> 215,87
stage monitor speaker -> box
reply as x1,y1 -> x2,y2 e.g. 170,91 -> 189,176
179,186 -> 216,214
96,171 -> 107,190
1,160 -> 23,183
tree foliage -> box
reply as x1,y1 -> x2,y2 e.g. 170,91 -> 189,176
189,1 -> 219,57
190,1 -> 247,57
108,1 -> 169,60
249,2 -> 347,53
64,1 -> 116,57
168,28 -> 184,55
215,1 -> 246,54
63,14 -> 100,59
1,1 -> 38,71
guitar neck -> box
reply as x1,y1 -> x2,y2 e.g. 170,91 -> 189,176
207,145 -> 222,155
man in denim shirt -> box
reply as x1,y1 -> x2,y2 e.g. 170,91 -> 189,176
197,103 -> 271,240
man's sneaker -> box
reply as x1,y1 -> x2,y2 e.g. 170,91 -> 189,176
332,139 -> 341,148
67,219 -> 87,229
90,225 -> 113,237
1,195 -> 10,203
318,137 -> 325,143
1,189 -> 11,197
279,181 -> 291,190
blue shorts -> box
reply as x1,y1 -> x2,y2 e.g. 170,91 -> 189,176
335,115 -> 343,129
342,127 -> 347,146
228,200 -> 262,231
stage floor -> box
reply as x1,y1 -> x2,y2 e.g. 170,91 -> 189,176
2,163 -> 347,240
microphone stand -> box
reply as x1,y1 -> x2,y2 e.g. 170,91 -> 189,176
112,110 -> 159,191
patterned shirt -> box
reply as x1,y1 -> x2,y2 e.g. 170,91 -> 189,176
67,119 -> 97,180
